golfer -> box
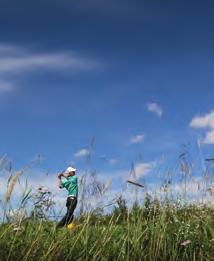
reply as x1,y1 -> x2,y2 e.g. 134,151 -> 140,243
57,166 -> 78,228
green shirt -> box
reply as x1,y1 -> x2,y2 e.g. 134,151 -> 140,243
61,176 -> 78,197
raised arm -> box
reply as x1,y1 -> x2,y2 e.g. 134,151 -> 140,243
57,173 -> 64,189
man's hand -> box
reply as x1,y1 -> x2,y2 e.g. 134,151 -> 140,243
58,173 -> 64,189
58,173 -> 64,179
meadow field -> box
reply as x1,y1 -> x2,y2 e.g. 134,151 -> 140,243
0,201 -> 213,260
0,156 -> 214,261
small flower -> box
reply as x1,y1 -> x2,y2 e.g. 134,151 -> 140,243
180,240 -> 191,246
13,226 -> 22,232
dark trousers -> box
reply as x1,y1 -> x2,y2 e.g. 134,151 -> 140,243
57,197 -> 77,228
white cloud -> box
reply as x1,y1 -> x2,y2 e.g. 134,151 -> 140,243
130,134 -> 144,144
97,161 -> 155,183
190,111 -> 214,129
147,102 -> 163,117
172,180 -> 201,195
74,149 -> 90,158
190,111 -> 214,145
133,162 -> 154,179
203,130 -> 214,144
144,179 -> 214,206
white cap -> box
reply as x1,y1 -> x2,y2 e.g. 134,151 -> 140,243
64,166 -> 76,174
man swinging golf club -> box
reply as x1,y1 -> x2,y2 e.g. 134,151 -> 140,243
57,166 -> 78,228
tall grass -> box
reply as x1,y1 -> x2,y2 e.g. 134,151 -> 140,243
0,202 -> 213,260
0,153 -> 213,260
4,171 -> 23,203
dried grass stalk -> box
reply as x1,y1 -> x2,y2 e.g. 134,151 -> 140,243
4,171 -> 23,202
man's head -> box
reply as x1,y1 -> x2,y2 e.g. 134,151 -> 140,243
64,166 -> 76,177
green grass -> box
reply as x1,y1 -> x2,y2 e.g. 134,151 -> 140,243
0,204 -> 213,261
1,153 -> 214,260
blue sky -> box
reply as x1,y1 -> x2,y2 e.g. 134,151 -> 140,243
0,0 -> 214,197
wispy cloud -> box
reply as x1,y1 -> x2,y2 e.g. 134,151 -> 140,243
130,134 -> 144,144
0,44 -> 97,75
147,102 -> 163,117
74,148 -> 90,158
190,111 -> 214,144
0,43 -> 98,92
